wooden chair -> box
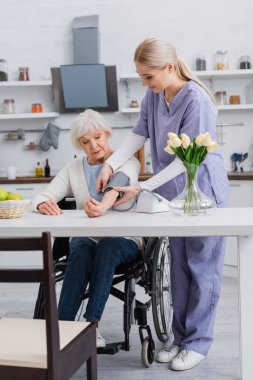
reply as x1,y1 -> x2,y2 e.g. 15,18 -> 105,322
0,232 -> 97,380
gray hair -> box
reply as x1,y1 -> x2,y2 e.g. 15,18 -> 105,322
134,38 -> 215,103
71,109 -> 112,149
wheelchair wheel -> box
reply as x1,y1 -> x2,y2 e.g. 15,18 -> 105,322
151,237 -> 173,343
141,337 -> 155,367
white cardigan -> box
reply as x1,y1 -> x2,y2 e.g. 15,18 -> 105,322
31,156 -> 142,248
31,156 -> 140,212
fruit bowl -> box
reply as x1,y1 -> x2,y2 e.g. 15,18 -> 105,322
0,199 -> 31,219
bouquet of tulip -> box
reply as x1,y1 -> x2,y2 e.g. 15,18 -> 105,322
164,132 -> 217,214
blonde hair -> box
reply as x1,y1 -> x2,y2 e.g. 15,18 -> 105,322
71,109 -> 112,150
134,38 -> 215,102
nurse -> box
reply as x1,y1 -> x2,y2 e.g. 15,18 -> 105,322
96,38 -> 230,371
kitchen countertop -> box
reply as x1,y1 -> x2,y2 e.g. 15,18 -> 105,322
226,171 -> 253,180
0,176 -> 55,184
139,172 -> 253,181
0,172 -> 253,185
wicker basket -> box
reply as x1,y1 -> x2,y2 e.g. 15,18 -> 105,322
0,199 -> 31,219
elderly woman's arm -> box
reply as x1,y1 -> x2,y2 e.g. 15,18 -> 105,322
31,165 -> 72,215
84,189 -> 119,217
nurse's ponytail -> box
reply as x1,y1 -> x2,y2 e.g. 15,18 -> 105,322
134,38 -> 215,104
176,57 -> 215,103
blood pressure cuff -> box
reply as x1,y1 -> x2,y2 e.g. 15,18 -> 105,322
103,171 -> 129,201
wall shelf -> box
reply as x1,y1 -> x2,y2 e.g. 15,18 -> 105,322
120,74 -> 139,82
218,104 -> 253,110
121,105 -> 253,114
0,80 -> 52,87
121,107 -> 140,114
195,69 -> 253,79
120,70 -> 253,114
0,112 -> 59,120
120,69 -> 253,82
24,144 -> 40,150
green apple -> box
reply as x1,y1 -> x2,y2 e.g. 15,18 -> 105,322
7,192 -> 24,200
0,187 -> 8,201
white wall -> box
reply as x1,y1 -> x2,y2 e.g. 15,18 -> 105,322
0,0 -> 253,176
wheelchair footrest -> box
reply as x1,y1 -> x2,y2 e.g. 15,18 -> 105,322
97,341 -> 126,355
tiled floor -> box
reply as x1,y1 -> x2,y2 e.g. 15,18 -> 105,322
0,275 -> 239,380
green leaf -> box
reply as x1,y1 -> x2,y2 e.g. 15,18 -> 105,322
185,145 -> 192,163
174,146 -> 185,161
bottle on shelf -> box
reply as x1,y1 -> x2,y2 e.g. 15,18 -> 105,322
145,161 -> 151,174
35,162 -> 43,177
44,158 -> 51,177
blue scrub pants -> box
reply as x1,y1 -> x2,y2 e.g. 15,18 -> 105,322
58,236 -> 139,321
170,233 -> 226,356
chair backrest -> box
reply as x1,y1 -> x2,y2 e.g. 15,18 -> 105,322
0,232 -> 60,373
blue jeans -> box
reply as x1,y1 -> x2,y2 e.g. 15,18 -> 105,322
58,237 -> 139,321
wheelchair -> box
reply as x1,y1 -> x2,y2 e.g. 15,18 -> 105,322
33,199 -> 173,367
34,235 -> 172,367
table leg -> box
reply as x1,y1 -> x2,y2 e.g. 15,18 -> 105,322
238,236 -> 253,380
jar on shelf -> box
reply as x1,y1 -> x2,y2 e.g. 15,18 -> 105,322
214,91 -> 227,105
196,55 -> 206,71
18,67 -> 29,81
0,59 -> 8,81
239,55 -> 251,70
215,50 -> 228,70
229,95 -> 241,105
3,99 -> 15,114
130,100 -> 139,108
32,103 -> 43,113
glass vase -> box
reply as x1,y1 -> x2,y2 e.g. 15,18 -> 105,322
170,162 -> 216,215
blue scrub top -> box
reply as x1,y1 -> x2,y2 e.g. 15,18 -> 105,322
132,80 -> 229,204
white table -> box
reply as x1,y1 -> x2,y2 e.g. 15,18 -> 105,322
1,208 -> 253,380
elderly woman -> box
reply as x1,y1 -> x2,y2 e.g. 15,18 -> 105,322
32,109 -> 141,347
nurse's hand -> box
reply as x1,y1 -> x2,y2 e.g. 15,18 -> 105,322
96,163 -> 113,193
113,185 -> 142,206
84,198 -> 107,217
37,199 -> 63,215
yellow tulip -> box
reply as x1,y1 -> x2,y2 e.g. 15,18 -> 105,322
202,132 -> 212,147
164,146 -> 175,155
181,133 -> 191,149
171,137 -> 182,148
207,141 -> 218,152
195,133 -> 204,146
167,132 -> 178,140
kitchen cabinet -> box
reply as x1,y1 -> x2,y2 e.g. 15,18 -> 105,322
120,69 -> 253,113
0,112 -> 59,120
224,180 -> 253,270
1,183 -> 46,199
0,182 -> 46,268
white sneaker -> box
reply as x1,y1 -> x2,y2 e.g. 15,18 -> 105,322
96,328 -> 106,348
156,345 -> 180,363
170,349 -> 205,371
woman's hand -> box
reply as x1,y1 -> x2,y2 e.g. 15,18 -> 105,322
84,198 -> 107,217
113,185 -> 142,206
96,163 -> 113,193
37,199 -> 63,215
